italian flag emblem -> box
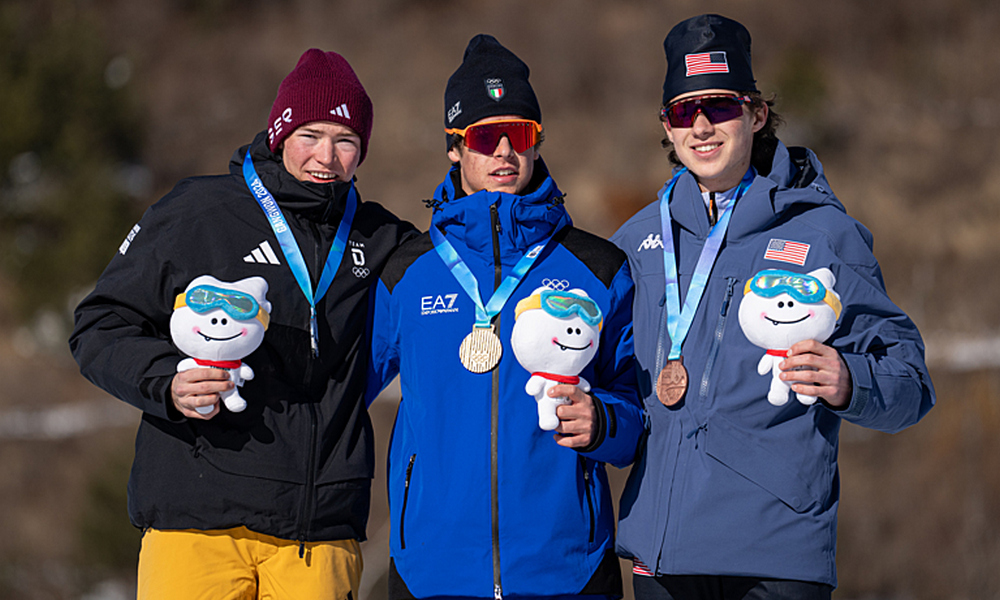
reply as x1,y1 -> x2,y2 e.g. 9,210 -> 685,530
485,78 -> 505,102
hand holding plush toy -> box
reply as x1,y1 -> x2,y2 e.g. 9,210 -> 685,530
738,268 -> 841,406
170,275 -> 271,414
511,287 -> 603,430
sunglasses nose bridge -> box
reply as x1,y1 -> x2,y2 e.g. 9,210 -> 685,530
492,133 -> 515,155
690,105 -> 717,128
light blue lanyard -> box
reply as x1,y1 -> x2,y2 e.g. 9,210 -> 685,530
430,223 -> 551,328
659,167 -> 754,360
243,149 -> 356,356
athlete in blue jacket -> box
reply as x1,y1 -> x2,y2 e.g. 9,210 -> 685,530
367,35 -> 643,599
611,15 -> 935,599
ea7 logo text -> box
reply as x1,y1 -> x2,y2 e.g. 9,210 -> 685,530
421,294 -> 459,316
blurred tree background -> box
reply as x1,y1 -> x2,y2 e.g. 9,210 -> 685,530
1,0 -> 999,599
0,2 -> 145,325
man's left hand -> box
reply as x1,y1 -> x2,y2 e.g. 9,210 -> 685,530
550,384 -> 597,449
780,339 -> 852,408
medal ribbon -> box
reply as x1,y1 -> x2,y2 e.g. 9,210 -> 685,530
243,149 -> 356,356
430,223 -> 551,328
659,167 -> 754,360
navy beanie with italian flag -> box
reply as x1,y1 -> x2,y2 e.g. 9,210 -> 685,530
443,34 -> 541,147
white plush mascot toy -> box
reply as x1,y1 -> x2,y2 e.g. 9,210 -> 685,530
170,275 -> 271,414
738,268 -> 842,406
511,287 -> 603,430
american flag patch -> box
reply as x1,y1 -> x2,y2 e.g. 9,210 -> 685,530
763,239 -> 810,265
685,51 -> 729,76
632,558 -> 655,577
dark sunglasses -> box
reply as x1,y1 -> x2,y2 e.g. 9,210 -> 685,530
445,119 -> 542,154
661,94 -> 752,128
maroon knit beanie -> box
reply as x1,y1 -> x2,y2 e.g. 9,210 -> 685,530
267,49 -> 374,164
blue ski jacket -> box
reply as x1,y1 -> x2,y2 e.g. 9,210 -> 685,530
611,142 -> 935,587
368,161 -> 644,598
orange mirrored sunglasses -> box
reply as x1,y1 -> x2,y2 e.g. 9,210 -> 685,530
445,119 -> 542,154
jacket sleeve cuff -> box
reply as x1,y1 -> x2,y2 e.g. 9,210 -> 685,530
141,373 -> 186,422
829,352 -> 872,418
577,393 -> 609,454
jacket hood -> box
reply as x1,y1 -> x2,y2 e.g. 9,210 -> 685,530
668,141 -> 846,243
429,157 -> 572,259
229,130 -> 356,225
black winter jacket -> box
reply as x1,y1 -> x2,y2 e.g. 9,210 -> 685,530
70,131 -> 416,542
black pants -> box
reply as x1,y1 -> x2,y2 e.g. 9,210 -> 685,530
633,574 -> 832,600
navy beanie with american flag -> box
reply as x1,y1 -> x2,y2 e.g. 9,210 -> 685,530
662,14 -> 758,105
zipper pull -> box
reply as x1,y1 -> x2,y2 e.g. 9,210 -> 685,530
299,540 -> 305,559
494,584 -> 503,600
721,278 -> 737,316
491,203 -> 502,234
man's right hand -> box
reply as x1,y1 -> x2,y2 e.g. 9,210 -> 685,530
171,368 -> 233,419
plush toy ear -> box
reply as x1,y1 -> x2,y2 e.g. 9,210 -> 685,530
808,267 -> 836,290
239,277 -> 271,313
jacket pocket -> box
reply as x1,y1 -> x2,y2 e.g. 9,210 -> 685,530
579,457 -> 596,544
703,415 -> 824,513
399,453 -> 416,549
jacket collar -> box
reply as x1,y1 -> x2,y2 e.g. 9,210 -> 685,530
230,130 -> 356,225
665,141 -> 844,243
429,158 -> 572,259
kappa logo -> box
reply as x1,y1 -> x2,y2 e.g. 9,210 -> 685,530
421,293 -> 460,316
637,233 -> 664,252
447,101 -> 462,124
330,103 -> 351,120
118,224 -> 141,256
244,240 -> 281,265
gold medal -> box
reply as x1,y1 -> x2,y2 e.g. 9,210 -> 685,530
657,357 -> 688,406
459,325 -> 502,373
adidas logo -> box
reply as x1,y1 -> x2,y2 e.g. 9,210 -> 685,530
244,240 -> 281,265
330,103 -> 351,119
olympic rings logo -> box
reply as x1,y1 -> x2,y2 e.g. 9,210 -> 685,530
541,278 -> 570,291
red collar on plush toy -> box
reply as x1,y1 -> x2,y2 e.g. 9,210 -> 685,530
193,358 -> 243,369
766,349 -> 789,357
533,372 -> 580,385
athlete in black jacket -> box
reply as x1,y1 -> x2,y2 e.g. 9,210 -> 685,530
70,49 -> 416,599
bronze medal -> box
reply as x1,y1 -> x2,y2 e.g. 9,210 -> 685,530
657,358 -> 688,406
459,326 -> 503,373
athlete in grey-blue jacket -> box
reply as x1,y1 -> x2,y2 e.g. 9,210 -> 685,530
611,14 -> 934,599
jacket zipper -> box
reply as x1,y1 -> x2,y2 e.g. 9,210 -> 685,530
699,277 -> 738,402
399,453 -> 416,549
297,222 -> 323,558
580,456 -> 596,543
490,203 -> 503,600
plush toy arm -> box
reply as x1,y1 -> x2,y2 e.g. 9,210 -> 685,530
577,376 -> 591,393
525,374 -> 545,397
177,357 -> 199,372
757,354 -> 773,376
239,364 -> 254,381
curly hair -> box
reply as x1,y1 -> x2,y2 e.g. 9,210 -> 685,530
662,92 -> 783,176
